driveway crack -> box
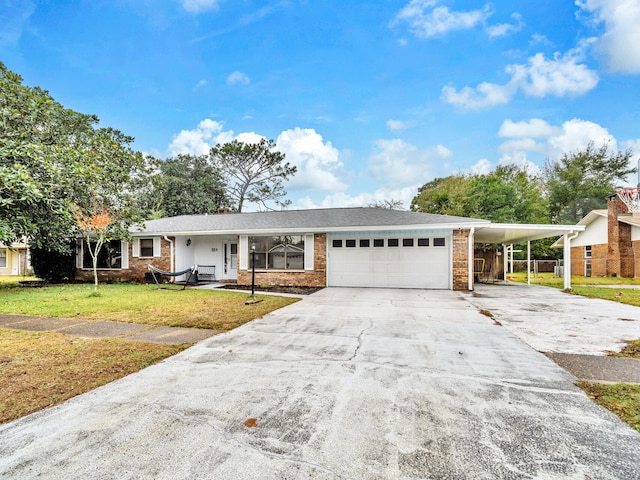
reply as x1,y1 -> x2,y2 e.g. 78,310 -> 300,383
348,320 -> 373,361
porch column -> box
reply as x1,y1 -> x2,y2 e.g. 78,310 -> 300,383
503,244 -> 508,283
527,240 -> 531,285
563,234 -> 572,290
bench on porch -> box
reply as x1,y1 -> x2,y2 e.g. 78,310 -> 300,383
197,265 -> 217,282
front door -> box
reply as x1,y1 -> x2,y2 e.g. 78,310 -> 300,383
224,242 -> 238,280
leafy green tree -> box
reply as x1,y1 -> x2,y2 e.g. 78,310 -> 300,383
410,175 -> 472,216
468,165 -> 548,224
411,166 -> 547,224
0,62 -> 152,253
140,154 -> 228,218
210,139 -> 296,212
544,142 -> 635,224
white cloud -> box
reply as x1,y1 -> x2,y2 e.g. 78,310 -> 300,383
386,119 -> 414,131
235,132 -> 264,144
168,119 -> 229,156
577,0 -> 640,73
182,0 -> 220,14
468,159 -> 492,175
498,118 -> 560,138
516,49 -> 598,97
547,118 -> 616,155
227,71 -> 250,85
296,187 -> 416,210
441,80 -> 517,110
496,117 -> 618,168
276,128 -> 347,192
530,33 -> 552,47
486,12 -> 524,38
193,79 -> 208,90
393,0 -> 492,38
442,48 -> 598,110
368,139 -> 451,188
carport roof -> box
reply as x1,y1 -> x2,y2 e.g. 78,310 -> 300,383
474,223 -> 585,244
133,207 -> 489,236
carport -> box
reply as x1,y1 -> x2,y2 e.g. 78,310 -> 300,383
474,223 -> 586,289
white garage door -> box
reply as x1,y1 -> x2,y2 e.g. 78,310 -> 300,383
327,236 -> 450,289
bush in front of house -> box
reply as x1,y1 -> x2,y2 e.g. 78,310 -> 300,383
31,244 -> 76,283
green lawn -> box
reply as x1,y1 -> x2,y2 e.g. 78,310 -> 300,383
507,272 -> 640,307
0,282 -> 299,330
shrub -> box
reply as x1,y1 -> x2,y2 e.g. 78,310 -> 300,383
30,243 -> 76,282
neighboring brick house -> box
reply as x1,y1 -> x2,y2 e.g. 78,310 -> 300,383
75,207 -> 580,291
557,195 -> 640,278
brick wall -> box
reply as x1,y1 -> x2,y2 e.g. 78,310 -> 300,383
571,244 -> 607,277
75,238 -> 173,283
237,233 -> 327,287
452,229 -> 471,291
607,196 -> 634,277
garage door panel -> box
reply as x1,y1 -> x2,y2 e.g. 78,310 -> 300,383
328,238 -> 451,289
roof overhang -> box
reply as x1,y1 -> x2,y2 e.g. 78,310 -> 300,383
474,223 -> 585,244
131,221 -> 490,237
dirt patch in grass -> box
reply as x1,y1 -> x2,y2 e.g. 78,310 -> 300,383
609,340 -> 640,359
0,328 -> 185,424
578,381 -> 640,433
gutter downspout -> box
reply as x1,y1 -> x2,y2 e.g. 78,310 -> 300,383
468,227 -> 475,291
163,236 -> 174,283
563,231 -> 579,290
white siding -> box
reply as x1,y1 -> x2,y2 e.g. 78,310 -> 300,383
239,235 -> 249,270
304,234 -> 314,270
572,215 -> 608,247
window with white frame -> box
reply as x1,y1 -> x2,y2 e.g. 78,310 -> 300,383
585,245 -> 592,258
0,249 -> 6,268
249,235 -> 305,270
140,239 -> 154,257
585,260 -> 592,277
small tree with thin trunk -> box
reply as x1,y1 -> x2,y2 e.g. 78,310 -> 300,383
74,201 -> 113,293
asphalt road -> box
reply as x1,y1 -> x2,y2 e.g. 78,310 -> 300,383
1,287 -> 639,479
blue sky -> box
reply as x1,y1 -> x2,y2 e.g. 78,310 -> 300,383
2,0 -> 640,210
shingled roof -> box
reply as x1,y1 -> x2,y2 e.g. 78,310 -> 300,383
133,207 -> 489,236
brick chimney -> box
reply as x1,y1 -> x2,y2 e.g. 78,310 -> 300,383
607,194 -> 634,277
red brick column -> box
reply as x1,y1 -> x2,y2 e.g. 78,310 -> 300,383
452,229 -> 471,291
608,196 -> 634,277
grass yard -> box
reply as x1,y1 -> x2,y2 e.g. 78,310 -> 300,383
0,281 -> 300,424
0,282 -> 299,330
577,382 -> 640,433
0,328 -> 185,424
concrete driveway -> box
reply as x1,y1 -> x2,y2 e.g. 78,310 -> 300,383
1,287 -> 640,479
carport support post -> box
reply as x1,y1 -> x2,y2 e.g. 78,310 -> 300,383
563,233 -> 572,290
503,244 -> 508,283
527,240 -> 531,285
